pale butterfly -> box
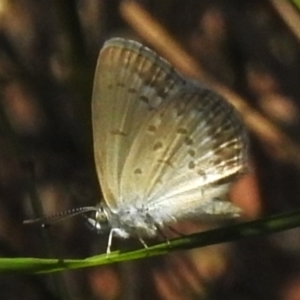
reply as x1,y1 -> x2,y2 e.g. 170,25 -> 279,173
24,38 -> 248,253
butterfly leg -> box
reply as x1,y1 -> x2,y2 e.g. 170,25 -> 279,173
168,226 -> 186,237
138,237 -> 148,249
156,226 -> 171,248
106,229 -> 115,256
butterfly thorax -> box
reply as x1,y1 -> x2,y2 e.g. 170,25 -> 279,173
89,202 -> 159,239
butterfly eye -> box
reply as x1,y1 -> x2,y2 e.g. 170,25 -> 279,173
95,206 -> 110,223
86,205 -> 110,232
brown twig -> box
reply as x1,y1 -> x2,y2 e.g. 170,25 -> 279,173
270,0 -> 300,43
120,0 -> 300,166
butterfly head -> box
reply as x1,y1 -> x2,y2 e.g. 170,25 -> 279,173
86,203 -> 112,233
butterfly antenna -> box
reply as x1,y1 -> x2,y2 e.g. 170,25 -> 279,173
23,206 -> 98,225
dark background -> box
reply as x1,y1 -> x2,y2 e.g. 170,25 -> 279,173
1,0 -> 300,299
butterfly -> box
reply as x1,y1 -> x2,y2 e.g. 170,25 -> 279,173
24,38 -> 248,253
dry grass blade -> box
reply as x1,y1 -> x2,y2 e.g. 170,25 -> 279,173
271,0 -> 300,43
120,0 -> 300,167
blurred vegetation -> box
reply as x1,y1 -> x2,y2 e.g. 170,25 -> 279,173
1,0 -> 300,299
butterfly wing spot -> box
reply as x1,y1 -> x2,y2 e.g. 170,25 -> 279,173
140,94 -> 162,109
188,149 -> 196,157
147,117 -> 162,134
107,83 -> 113,89
134,168 -> 143,174
188,161 -> 196,169
128,87 -> 137,94
147,125 -> 157,133
153,141 -> 163,151
116,82 -> 125,88
212,157 -> 222,165
177,110 -> 184,117
197,169 -> 206,177
140,95 -> 149,104
111,130 -> 128,136
177,128 -> 188,134
157,158 -> 173,167
184,137 -> 194,145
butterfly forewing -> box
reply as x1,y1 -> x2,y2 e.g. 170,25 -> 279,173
92,38 -> 185,210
